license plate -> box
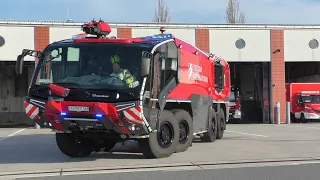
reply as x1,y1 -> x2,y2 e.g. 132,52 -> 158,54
68,106 -> 90,112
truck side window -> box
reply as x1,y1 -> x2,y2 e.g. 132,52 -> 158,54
299,95 -> 304,105
214,61 -> 224,93
159,42 -> 178,90
296,95 -> 300,105
152,52 -> 161,102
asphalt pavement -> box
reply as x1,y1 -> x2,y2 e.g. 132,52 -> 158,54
17,162 -> 320,180
1,123 -> 320,179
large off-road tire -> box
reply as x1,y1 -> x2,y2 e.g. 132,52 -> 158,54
56,132 -> 92,157
216,108 -> 226,139
200,108 -> 217,142
139,110 -> 179,159
174,109 -> 194,153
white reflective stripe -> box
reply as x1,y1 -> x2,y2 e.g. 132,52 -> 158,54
130,107 -> 141,118
126,117 -> 142,124
29,107 -> 39,119
25,103 -> 33,113
123,110 -> 135,120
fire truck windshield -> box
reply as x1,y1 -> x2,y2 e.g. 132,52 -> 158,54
35,43 -> 147,91
302,95 -> 320,103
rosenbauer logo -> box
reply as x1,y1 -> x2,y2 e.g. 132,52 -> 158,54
188,63 -> 208,83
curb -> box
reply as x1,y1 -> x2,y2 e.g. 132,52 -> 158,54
1,157 -> 320,178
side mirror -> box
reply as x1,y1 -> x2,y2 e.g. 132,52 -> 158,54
141,51 -> 151,77
141,57 -> 151,77
15,55 -> 24,75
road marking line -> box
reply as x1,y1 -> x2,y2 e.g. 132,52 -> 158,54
226,130 -> 269,137
276,125 -> 320,130
0,128 -> 26,142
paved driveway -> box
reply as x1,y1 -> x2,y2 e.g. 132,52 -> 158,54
1,124 -> 320,176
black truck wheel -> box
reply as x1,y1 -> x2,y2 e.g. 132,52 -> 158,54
174,109 -> 194,153
139,110 -> 179,158
200,108 -> 217,142
56,132 -> 92,157
216,108 -> 226,139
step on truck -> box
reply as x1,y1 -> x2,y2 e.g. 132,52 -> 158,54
286,83 -> 320,123
15,20 -> 230,159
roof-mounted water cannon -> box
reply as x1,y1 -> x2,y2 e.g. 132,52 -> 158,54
81,19 -> 111,38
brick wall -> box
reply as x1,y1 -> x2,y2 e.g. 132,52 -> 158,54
195,29 -> 210,52
117,28 -> 132,38
34,26 -> 49,65
271,30 -> 286,123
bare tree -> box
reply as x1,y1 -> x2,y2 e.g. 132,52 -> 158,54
153,0 -> 171,23
225,0 -> 246,24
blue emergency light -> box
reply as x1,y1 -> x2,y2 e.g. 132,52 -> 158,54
96,114 -> 103,118
72,34 -> 86,39
141,34 -> 173,41
60,112 -> 103,118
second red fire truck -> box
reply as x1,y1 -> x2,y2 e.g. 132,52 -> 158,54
286,83 -> 320,123
229,87 -> 241,121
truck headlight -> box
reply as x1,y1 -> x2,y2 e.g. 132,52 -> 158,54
305,106 -> 312,110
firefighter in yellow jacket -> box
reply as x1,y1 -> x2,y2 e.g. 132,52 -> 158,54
110,54 -> 135,88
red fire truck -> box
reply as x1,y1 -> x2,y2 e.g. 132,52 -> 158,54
229,87 -> 241,121
15,20 -> 230,159
286,83 -> 320,123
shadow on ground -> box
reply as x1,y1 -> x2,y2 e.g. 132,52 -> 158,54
0,131 -> 223,164
0,133 -> 148,164
0,132 -> 212,164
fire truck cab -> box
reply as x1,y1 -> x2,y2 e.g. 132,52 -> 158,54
228,87 -> 241,120
286,83 -> 320,123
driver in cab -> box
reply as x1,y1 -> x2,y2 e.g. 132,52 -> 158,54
110,54 -> 136,88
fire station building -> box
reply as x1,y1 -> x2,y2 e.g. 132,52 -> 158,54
0,20 -> 320,126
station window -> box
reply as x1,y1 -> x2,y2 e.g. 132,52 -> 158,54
0,35 -> 5,47
309,39 -> 319,49
235,38 -> 246,49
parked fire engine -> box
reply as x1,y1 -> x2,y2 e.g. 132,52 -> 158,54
229,87 -> 241,121
15,20 -> 230,159
286,83 -> 320,123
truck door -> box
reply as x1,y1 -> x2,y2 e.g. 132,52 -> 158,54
147,41 -> 178,129
295,94 -> 303,118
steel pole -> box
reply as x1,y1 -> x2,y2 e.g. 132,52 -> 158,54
286,102 -> 291,124
275,102 -> 280,124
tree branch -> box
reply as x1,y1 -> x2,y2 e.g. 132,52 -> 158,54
153,0 -> 171,23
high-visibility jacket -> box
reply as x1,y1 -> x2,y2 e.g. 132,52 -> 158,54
110,69 -> 135,87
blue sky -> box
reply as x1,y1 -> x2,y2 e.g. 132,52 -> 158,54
0,0 -> 319,24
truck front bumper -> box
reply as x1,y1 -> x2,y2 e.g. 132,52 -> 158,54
229,110 -> 241,119
304,112 -> 320,119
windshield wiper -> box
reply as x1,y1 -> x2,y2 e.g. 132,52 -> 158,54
53,82 -> 92,96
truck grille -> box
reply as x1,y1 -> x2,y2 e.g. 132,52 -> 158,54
314,109 -> 320,113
